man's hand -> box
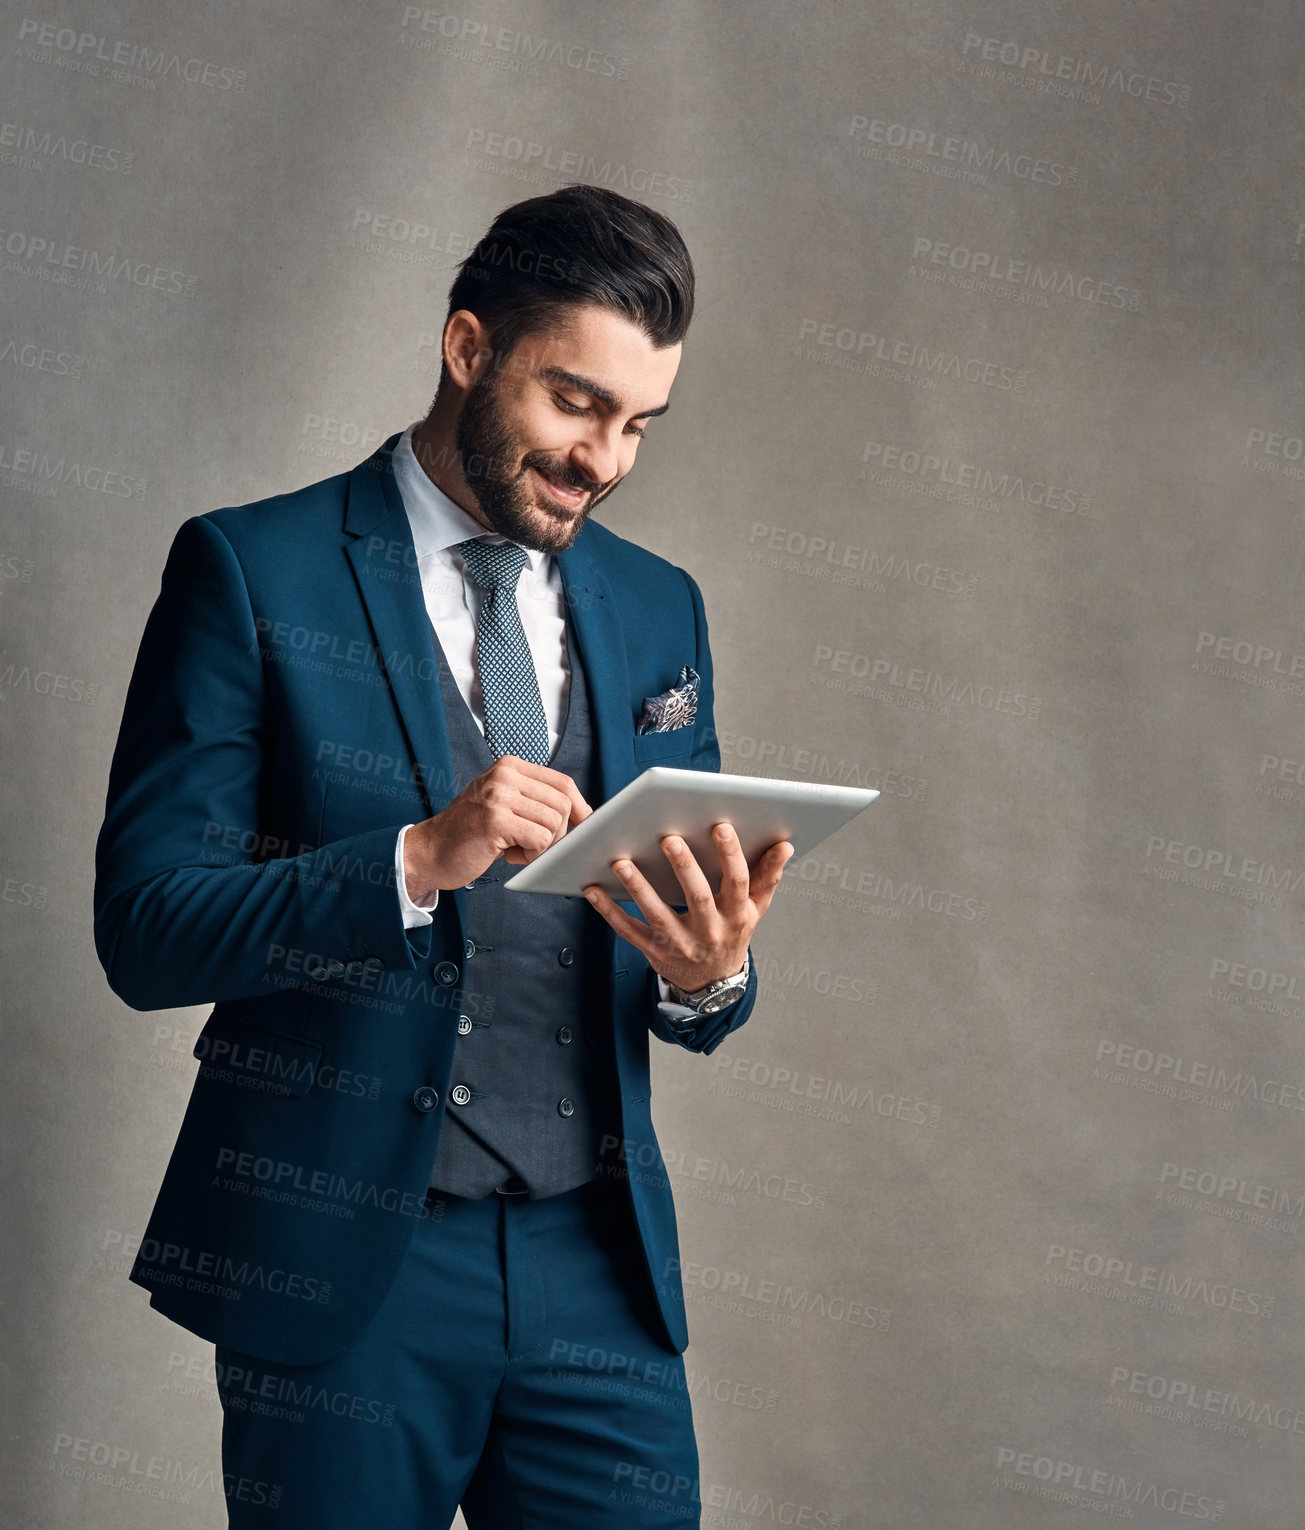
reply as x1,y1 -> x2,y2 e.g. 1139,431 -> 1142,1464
582,823 -> 794,993
404,757 -> 592,898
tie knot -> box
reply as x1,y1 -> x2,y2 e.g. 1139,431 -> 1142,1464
458,537 -> 528,595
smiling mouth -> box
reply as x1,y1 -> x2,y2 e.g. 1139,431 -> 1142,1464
530,464 -> 590,511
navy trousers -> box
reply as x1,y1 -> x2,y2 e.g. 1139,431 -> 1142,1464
214,1174 -> 701,1528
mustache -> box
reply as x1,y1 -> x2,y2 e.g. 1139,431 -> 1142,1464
521,451 -> 610,497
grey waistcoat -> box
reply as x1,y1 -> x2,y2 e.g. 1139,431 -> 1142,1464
426,627 -> 622,1199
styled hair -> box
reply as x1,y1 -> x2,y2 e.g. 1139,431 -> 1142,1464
438,184 -> 694,387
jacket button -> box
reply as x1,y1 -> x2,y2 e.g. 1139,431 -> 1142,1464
434,961 -> 459,986
556,1025 -> 573,1045
558,1097 -> 575,1117
557,946 -> 575,966
412,1087 -> 439,1113
457,1015 -> 473,1036
451,1083 -> 472,1106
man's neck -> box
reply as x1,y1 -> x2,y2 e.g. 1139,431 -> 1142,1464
410,413 -> 491,530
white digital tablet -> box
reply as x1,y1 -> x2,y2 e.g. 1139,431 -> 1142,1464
503,767 -> 878,902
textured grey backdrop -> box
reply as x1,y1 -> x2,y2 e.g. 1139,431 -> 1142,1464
3,1 -> 1303,1526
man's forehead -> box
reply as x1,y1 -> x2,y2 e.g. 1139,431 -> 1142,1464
519,305 -> 681,406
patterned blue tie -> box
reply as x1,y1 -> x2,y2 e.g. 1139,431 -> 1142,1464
457,537 -> 551,766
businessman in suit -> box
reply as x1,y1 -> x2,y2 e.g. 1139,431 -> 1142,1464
94,185 -> 792,1527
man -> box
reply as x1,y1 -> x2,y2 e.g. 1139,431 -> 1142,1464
94,184 -> 793,1527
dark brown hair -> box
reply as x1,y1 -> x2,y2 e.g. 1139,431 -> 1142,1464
438,184 -> 694,388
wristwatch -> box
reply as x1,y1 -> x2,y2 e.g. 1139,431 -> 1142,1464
665,954 -> 750,1014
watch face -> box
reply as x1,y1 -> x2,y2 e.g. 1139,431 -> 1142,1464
696,987 -> 735,1014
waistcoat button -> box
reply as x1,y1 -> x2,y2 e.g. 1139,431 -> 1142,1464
556,1025 -> 573,1045
451,1083 -> 473,1106
558,1097 -> 575,1117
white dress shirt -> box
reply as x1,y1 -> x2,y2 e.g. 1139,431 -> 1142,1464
386,422 -> 737,1012
389,418 -> 568,924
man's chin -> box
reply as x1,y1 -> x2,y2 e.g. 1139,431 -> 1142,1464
530,509 -> 588,554
479,498 -> 587,555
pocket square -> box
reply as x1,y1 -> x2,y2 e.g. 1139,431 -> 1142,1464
636,665 -> 700,734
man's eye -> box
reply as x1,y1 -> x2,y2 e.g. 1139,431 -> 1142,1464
626,423 -> 646,439
554,395 -> 586,415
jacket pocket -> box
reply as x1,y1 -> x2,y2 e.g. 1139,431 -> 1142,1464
192,1007 -> 323,1099
632,726 -> 695,765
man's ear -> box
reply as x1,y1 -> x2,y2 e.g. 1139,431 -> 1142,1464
442,310 -> 495,390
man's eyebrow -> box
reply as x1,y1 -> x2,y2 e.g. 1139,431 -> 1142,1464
539,366 -> 670,420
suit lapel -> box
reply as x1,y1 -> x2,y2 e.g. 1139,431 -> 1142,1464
342,437 -> 468,937
556,536 -> 635,807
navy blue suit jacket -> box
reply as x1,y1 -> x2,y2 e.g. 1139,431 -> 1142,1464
93,434 -> 759,1365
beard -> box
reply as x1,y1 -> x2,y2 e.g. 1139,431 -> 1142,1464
455,367 -> 622,554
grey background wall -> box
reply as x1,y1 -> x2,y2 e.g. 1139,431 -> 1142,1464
3,1 -> 1303,1525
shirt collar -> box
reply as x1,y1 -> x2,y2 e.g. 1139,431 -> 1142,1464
393,421 -> 551,574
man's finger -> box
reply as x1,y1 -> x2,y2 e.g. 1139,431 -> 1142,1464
581,883 -> 656,956
659,835 -> 716,915
748,841 -> 794,915
711,822 -> 752,918
503,758 -> 592,824
607,856 -> 678,935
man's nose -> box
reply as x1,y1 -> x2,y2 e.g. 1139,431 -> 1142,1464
569,428 -> 623,487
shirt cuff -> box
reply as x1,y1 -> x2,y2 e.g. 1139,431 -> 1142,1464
396,824 -> 439,929
655,953 -> 749,1022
